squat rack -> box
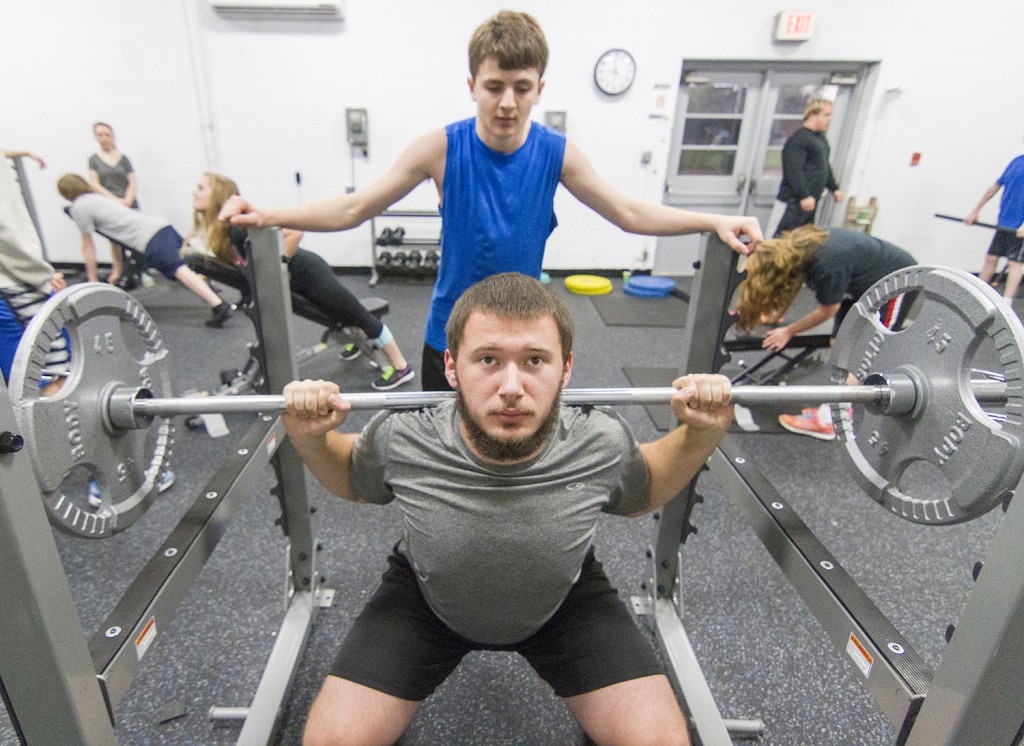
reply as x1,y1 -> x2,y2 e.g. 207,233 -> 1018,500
647,235 -> 1024,744
0,229 -> 325,744
3,232 -> 1024,744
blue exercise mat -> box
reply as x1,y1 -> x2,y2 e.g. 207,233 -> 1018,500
624,284 -> 672,298
624,275 -> 676,297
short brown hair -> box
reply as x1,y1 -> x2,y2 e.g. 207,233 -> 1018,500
803,99 -> 833,120
57,173 -> 95,202
468,11 -> 548,78
446,273 -> 574,363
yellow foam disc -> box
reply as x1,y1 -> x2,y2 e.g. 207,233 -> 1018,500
564,275 -> 613,295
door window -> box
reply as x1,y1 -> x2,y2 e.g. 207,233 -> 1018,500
655,63 -> 867,275
760,83 -> 840,180
677,86 -> 747,177
666,72 -> 761,199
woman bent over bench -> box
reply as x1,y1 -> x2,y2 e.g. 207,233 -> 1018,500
734,225 -> 916,439
58,173 -> 235,327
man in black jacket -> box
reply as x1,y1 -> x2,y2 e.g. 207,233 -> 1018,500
773,99 -> 844,237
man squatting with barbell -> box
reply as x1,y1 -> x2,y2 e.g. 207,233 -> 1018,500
283,273 -> 733,746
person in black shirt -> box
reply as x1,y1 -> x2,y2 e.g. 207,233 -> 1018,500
774,99 -> 844,237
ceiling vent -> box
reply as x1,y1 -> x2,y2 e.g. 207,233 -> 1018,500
210,0 -> 344,21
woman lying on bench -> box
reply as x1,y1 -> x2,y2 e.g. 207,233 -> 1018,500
57,174 -> 235,327
186,172 -> 415,390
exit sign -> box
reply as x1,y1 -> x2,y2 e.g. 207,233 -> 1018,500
774,11 -> 815,41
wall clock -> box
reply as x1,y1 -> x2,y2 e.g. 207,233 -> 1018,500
594,49 -> 636,96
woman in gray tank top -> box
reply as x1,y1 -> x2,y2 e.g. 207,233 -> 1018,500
87,122 -> 139,286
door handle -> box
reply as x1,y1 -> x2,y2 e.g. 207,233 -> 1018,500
736,175 -> 747,194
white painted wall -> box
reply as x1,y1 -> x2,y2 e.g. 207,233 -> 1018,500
672,1 -> 1024,272
3,0 -> 1022,273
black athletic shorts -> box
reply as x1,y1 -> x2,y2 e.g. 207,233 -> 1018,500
987,231 -> 1024,263
329,546 -> 665,701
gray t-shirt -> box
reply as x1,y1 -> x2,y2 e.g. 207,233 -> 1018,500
349,400 -> 650,644
88,154 -> 134,199
69,193 -> 169,252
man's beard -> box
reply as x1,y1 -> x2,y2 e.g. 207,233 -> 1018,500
455,388 -> 562,463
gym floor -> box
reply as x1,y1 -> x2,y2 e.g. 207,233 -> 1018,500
0,270 -> 1007,745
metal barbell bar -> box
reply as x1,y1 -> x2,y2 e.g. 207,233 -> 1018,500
934,213 -> 1019,235
12,269 -> 1024,534
109,374 -> 1009,430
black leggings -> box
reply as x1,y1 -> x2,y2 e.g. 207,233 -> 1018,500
287,249 -> 384,340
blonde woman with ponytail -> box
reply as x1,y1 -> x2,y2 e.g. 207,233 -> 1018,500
186,172 -> 241,265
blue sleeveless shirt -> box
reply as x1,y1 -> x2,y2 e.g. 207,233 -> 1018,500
425,117 -> 566,351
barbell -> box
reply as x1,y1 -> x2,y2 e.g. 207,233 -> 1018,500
103,378 -> 1007,424
7,266 -> 1024,538
934,213 -> 1020,235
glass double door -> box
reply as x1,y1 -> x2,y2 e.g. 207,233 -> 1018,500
654,64 -> 864,274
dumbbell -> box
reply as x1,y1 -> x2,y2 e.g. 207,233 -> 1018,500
423,250 -> 439,274
407,250 -> 423,277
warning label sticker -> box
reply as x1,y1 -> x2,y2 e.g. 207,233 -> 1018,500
846,632 -> 873,678
135,617 -> 157,661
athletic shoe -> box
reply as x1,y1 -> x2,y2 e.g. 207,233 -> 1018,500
158,470 -> 175,493
339,342 -> 362,361
778,406 -> 835,441
371,365 -> 415,391
87,479 -> 102,509
88,470 -> 173,509
205,302 -> 235,328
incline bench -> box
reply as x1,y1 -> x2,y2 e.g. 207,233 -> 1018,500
184,250 -> 391,395
722,334 -> 832,386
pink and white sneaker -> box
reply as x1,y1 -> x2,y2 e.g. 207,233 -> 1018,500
778,406 -> 835,441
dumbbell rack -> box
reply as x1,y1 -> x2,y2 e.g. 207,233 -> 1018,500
368,209 -> 440,286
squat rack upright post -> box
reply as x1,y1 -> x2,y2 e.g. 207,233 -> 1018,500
6,155 -> 50,263
0,374 -> 116,744
651,234 -> 1024,745
0,228 -> 325,745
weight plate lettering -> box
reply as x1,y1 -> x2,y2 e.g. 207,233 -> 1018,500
9,284 -> 174,538
830,267 -> 1024,524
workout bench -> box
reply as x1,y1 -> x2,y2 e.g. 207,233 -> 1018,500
63,205 -> 148,290
184,250 -> 390,396
722,333 -> 832,386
